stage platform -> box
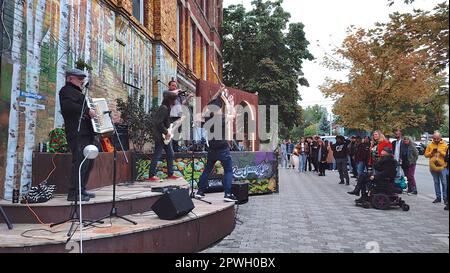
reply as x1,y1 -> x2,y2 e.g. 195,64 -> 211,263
0,179 -> 236,253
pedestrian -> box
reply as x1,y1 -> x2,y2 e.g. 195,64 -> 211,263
280,140 -> 287,168
326,140 -> 334,171
424,131 -> 448,204
401,136 -> 419,194
354,136 -> 370,178
317,140 -> 328,176
332,135 -> 350,185
298,137 -> 309,172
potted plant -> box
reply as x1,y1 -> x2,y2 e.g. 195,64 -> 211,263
116,89 -> 154,180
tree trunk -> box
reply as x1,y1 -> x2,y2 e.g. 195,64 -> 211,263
20,0 -> 47,195
54,0 -> 69,128
4,0 -> 24,200
84,0 -> 91,64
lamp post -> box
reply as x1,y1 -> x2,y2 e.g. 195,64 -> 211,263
78,145 -> 99,253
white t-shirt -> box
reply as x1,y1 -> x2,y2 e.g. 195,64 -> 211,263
170,96 -> 183,118
394,139 -> 402,161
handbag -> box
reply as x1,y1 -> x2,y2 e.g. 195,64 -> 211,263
21,181 -> 57,203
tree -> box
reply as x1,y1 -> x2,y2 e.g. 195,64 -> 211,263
321,6 -> 447,135
318,114 -> 330,135
222,0 -> 314,132
116,90 -> 154,153
304,124 -> 318,137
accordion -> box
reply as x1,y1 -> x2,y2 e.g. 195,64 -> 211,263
86,97 -> 114,134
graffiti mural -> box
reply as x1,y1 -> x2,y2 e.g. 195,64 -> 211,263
133,152 -> 279,195
0,0 -> 166,199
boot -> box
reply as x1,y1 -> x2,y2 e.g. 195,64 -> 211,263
347,189 -> 360,196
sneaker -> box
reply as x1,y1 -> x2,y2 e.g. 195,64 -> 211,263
410,190 -> 418,195
167,175 -> 181,180
339,181 -> 345,184
347,190 -> 359,196
224,194 -> 238,202
195,191 -> 205,199
432,198 -> 441,203
146,176 -> 162,182
67,194 -> 90,202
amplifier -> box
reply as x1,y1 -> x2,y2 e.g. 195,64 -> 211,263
232,182 -> 249,204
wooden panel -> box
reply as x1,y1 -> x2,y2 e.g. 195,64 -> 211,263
32,151 -> 132,194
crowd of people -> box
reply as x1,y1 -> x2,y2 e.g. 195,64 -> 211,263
278,130 -> 449,210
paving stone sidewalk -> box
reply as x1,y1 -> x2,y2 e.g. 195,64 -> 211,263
203,169 -> 449,253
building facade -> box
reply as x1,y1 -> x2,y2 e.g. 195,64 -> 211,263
0,0 -> 223,199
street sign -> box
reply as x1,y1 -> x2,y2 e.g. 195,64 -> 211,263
19,91 -> 46,100
19,101 -> 46,110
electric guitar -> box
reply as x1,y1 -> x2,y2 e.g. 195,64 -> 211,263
163,116 -> 185,145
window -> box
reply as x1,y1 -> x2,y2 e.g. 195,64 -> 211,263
177,4 -> 180,56
203,41 -> 207,80
132,0 -> 144,24
190,21 -> 194,70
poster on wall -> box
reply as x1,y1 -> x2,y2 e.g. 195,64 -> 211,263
132,152 -> 278,195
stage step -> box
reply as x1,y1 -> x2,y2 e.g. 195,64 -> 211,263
0,179 -> 191,224
0,193 -> 235,253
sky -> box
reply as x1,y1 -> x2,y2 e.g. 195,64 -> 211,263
222,0 -> 446,114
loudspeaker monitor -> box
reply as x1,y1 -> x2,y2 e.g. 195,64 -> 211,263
151,188 -> 194,220
232,182 -> 249,204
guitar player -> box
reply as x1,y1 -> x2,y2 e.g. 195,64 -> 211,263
147,90 -> 181,181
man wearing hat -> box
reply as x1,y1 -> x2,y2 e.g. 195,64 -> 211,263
348,146 -> 398,201
146,90 -> 181,181
59,68 -> 97,201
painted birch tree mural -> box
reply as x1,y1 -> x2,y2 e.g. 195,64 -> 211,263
19,0 -> 47,195
54,0 -> 69,128
4,0 -> 24,200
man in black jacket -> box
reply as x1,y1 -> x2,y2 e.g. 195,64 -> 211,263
348,147 -> 397,201
332,135 -> 350,185
147,91 -> 181,181
59,68 -> 97,202
195,97 -> 237,202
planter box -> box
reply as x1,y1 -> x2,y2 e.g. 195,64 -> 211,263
32,151 -> 132,194
132,151 -> 279,195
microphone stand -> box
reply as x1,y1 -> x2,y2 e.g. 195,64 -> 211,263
88,112 -> 136,226
0,205 -> 12,230
190,114 -> 211,205
50,81 -> 101,238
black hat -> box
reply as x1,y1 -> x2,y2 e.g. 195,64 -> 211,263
383,147 -> 393,155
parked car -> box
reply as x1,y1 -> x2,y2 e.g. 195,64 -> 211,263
414,142 -> 425,155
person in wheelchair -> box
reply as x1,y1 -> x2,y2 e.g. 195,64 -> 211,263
347,147 -> 397,203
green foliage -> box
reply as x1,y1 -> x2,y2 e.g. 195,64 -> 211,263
75,59 -> 93,71
222,0 -> 313,132
116,90 -> 153,152
318,114 -> 330,135
304,123 -> 318,137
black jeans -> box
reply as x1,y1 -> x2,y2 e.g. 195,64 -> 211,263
198,148 -> 233,196
68,135 -> 95,196
149,138 -> 174,177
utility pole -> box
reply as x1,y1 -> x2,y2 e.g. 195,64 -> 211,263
329,113 -> 333,136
